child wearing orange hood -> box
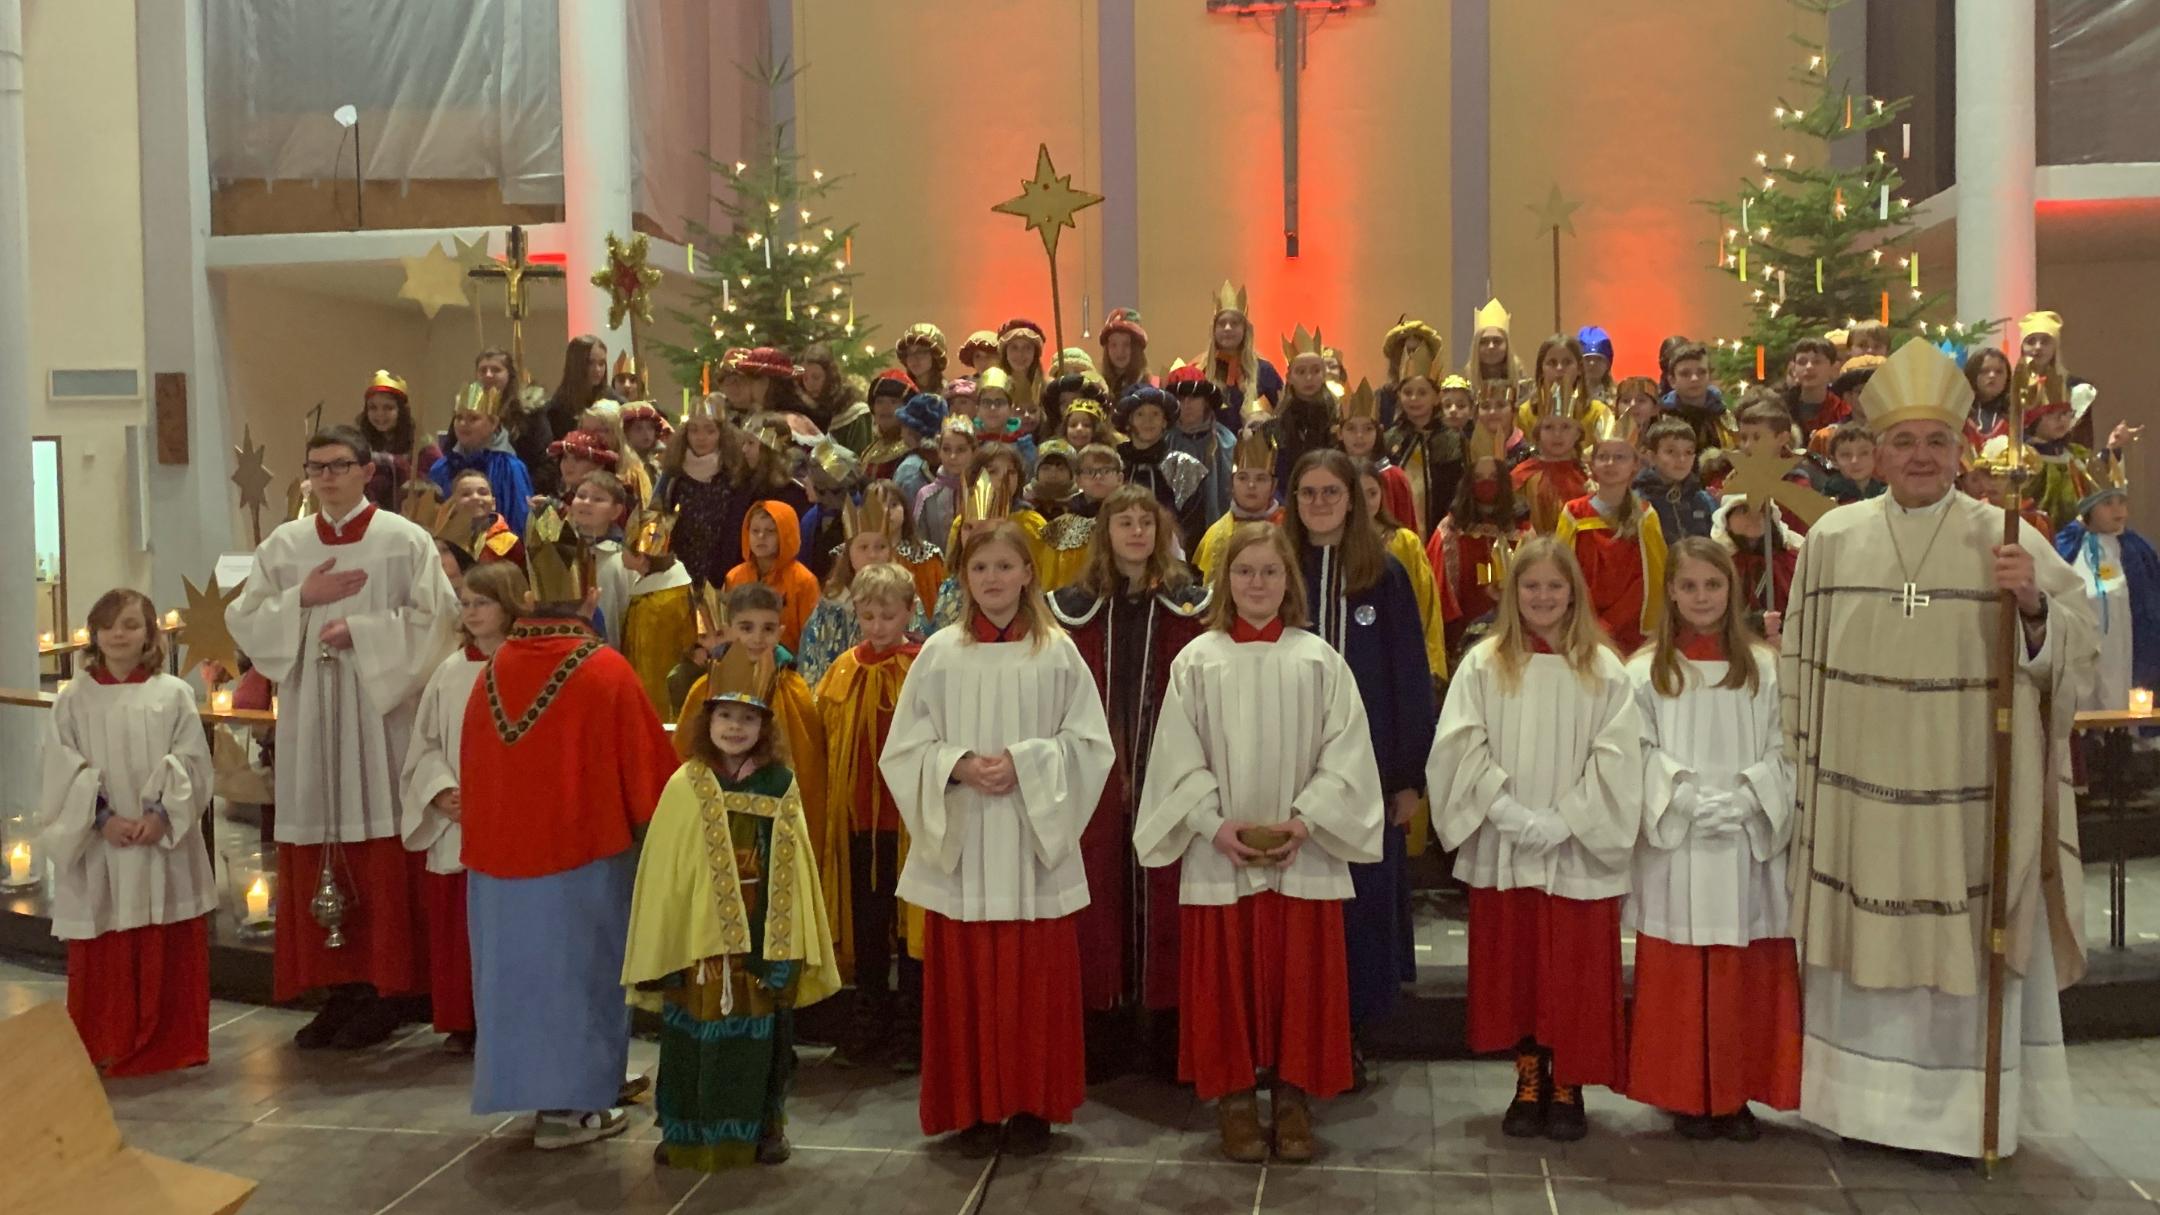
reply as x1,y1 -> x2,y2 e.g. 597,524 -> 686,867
724,499 -> 822,652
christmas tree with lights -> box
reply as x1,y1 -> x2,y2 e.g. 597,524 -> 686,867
1703,0 -> 1989,384
658,65 -> 880,388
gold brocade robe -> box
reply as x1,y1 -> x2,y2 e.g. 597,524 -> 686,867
674,664 -> 830,869
815,648 -> 927,979
1779,491 -> 2096,998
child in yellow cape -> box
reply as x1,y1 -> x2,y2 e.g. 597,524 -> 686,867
623,644 -> 838,1173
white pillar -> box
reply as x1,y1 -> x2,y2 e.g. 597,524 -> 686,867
559,0 -> 634,354
1954,0 -> 2037,335
0,0 -> 41,802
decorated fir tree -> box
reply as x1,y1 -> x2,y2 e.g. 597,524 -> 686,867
659,70 -> 879,388
1702,0 -> 1989,384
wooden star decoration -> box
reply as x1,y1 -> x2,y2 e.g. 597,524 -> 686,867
450,232 -> 495,277
179,574 -> 244,681
230,425 -> 273,513
991,144 -> 1103,261
1721,444 -> 1837,527
397,240 -> 470,319
591,231 -> 662,330
1528,183 -> 1582,238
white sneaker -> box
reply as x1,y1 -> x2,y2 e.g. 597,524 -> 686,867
533,1108 -> 629,1151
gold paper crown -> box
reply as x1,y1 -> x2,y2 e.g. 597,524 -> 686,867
1281,325 -> 1325,364
1399,340 -> 1439,383
1212,279 -> 1249,317
366,369 -> 409,399
430,498 -> 482,560
962,470 -> 1011,525
627,503 -> 678,558
1859,340 -> 1975,435
1232,429 -> 1277,475
692,584 -> 728,636
1471,297 -> 1511,336
1594,408 -> 1644,446
841,488 -> 896,540
612,351 -> 640,379
454,381 -> 506,422
523,504 -> 597,604
1341,378 -> 1380,424
686,392 -> 724,423
704,643 -> 776,712
810,436 -> 857,483
975,366 -> 1015,398
1439,373 -> 1473,394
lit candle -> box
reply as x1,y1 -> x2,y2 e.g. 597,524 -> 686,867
164,610 -> 181,629
71,626 -> 88,645
245,875 -> 271,921
6,844 -> 28,885
270,695 -> 280,717
2132,688 -> 2155,715
211,689 -> 234,713
1901,123 -> 1911,159
1879,185 -> 1889,220
37,631 -> 52,647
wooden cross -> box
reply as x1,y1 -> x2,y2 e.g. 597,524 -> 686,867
467,225 -> 565,377
1206,0 -> 1373,257
1897,581 -> 1932,617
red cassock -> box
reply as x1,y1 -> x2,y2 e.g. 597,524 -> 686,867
1625,936 -> 1802,1116
1467,887 -> 1627,1090
1730,545 -> 1798,620
1178,892 -> 1353,1102
919,913 -> 1086,1134
69,918 -> 210,1077
422,871 -> 474,1033
274,838 -> 429,1003
1050,585 -> 1209,1011
1560,497 -> 1650,653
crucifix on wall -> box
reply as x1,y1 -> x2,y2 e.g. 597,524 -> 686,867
1207,0 -> 1374,258
467,225 -> 566,381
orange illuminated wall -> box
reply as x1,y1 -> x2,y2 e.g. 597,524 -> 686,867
790,1 -> 1100,360
1134,2 -> 1454,380
1488,0 -> 1827,379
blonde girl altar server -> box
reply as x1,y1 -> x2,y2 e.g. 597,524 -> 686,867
1426,537 -> 1643,1142
39,588 -> 215,1076
398,562 -> 530,1053
879,521 -> 1114,1157
1622,538 -> 1801,1140
1135,524 -> 1383,1164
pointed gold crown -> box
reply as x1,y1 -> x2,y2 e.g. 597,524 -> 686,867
1232,429 -> 1277,475
1860,340 -> 1975,434
1281,324 -> 1324,364
962,470 -> 1011,525
1471,297 -> 1511,336
612,351 -> 640,378
810,436 -> 857,484
686,392 -> 723,423
842,485 -> 898,540
1594,408 -> 1643,446
1341,378 -> 1380,424
692,584 -> 728,636
627,503 -> 678,558
430,497 -> 482,559
1399,339 -> 1439,383
1212,279 -> 1249,317
454,381 -> 506,422
523,504 -> 597,604
704,643 -> 776,712
399,474 -> 443,524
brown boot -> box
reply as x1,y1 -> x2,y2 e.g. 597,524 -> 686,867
1271,1083 -> 1315,1163
1216,1089 -> 1267,1164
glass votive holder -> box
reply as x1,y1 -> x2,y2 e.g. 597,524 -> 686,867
2,813 -> 42,894
2131,687 -> 2154,716
223,847 -> 275,936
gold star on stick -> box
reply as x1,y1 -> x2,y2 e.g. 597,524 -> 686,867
450,232 -> 495,277
179,574 -> 244,681
1528,183 -> 1582,237
397,240 -> 471,319
1721,444 -> 1837,528
592,231 -> 662,331
230,425 -> 275,545
992,144 -> 1103,261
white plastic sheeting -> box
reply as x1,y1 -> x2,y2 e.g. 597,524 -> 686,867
2044,0 -> 2160,165
204,0 -> 763,238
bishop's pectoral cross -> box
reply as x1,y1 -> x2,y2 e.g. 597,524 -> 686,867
1896,581 -> 1932,618
468,225 -> 565,379
1207,0 -> 1371,258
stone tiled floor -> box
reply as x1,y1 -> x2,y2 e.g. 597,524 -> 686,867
8,960 -> 2160,1214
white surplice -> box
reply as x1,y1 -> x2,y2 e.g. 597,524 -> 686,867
879,627 -> 1114,921
1426,642 -> 1643,899
398,649 -> 486,875
227,502 -> 460,846
37,673 -> 216,939
1134,629 -> 1383,903
1622,648 -> 1793,946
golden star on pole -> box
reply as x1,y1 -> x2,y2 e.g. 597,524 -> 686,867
1721,444 -> 1838,528
992,144 -> 1104,261
450,232 -> 495,277
1528,183 -> 1582,237
591,231 -> 662,331
179,574 -> 245,681
397,240 -> 471,319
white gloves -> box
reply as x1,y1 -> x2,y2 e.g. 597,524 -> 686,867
1493,795 -> 1570,855
1690,788 -> 1754,839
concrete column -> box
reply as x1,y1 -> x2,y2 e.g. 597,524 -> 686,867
1448,0 -> 1490,359
559,0 -> 634,351
1096,0 -> 1139,316
136,0 -> 236,603
1954,0 -> 2036,332
0,0 -> 41,806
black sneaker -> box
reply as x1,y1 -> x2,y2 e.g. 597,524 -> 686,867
293,989 -> 365,1050
329,996 -> 404,1049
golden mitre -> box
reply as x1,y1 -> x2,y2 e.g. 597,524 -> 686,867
626,503 -> 678,558
704,643 -> 776,713
1211,279 -> 1249,318
1341,378 -> 1380,424
1471,297 -> 1511,336
1232,429 -> 1278,476
524,503 -> 596,604
453,381 -> 506,422
1860,340 -> 1975,434
961,470 -> 1011,525
1281,324 -> 1325,365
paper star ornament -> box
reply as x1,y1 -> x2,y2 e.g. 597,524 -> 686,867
991,144 -> 1103,260
179,574 -> 245,680
398,241 -> 471,319
1529,184 -> 1582,238
230,426 -> 273,513
592,231 -> 662,330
